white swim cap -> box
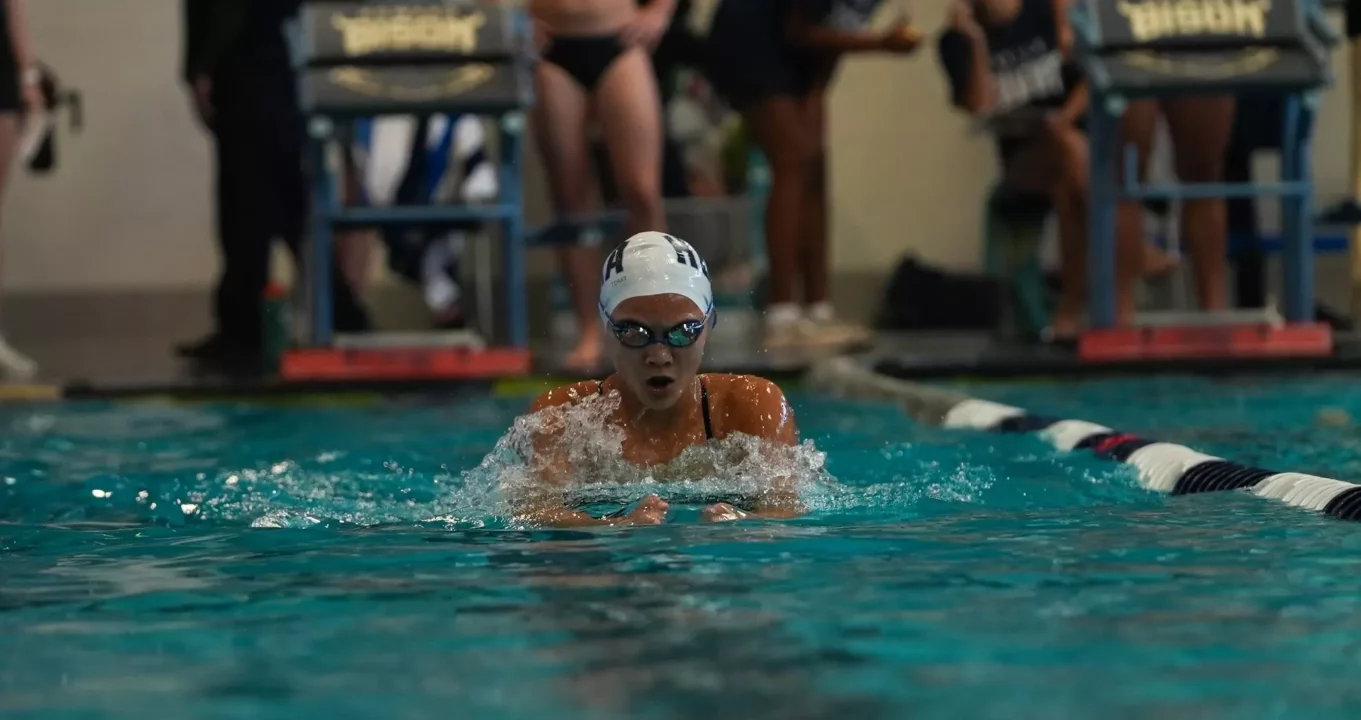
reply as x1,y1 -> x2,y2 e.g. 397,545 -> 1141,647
599,232 -> 714,326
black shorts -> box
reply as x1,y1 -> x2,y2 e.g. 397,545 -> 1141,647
997,115 -> 1088,171
702,2 -> 812,109
0,68 -> 19,112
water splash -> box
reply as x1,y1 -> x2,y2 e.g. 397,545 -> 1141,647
446,391 -> 843,526
0,396 -> 1146,531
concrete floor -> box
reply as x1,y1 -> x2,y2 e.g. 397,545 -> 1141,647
0,290 -> 846,394
7,289 -> 1360,398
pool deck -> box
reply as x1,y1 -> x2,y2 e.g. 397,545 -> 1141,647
8,292 -> 1361,401
8,330 -> 1361,402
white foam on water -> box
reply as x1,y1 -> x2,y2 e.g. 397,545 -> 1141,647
448,390 -> 841,527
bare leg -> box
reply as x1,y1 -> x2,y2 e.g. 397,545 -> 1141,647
0,113 -> 15,295
1116,100 -> 1161,325
1163,96 -> 1235,311
336,156 -> 375,293
742,96 -> 815,344
336,231 -> 375,293
1004,122 -> 1088,339
532,60 -> 604,371
799,88 -> 830,306
0,112 -> 35,378
1050,127 -> 1090,339
594,46 -> 665,236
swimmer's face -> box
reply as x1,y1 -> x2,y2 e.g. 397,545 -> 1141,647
607,294 -> 709,410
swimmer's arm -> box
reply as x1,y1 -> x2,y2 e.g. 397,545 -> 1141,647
784,3 -> 891,53
513,385 -> 629,528
937,29 -> 996,116
732,379 -> 806,520
518,504 -> 627,528
516,438 -> 623,528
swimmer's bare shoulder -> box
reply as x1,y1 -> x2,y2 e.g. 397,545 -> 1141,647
528,380 -> 603,414
702,373 -> 804,519
524,380 -> 603,486
702,373 -> 798,444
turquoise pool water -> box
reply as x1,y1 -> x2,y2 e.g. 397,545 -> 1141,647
4,377 -> 1361,718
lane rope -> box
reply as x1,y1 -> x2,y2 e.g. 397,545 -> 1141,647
806,356 -> 1361,522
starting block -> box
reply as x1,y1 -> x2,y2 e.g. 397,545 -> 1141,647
1072,0 -> 1340,361
287,1 -> 536,382
1079,308 -> 1333,361
281,345 -> 531,382
282,329 -> 530,381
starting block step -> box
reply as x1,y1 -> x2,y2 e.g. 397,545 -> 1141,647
1079,321 -> 1333,362
333,330 -> 486,350
281,345 -> 531,382
1132,308 -> 1284,328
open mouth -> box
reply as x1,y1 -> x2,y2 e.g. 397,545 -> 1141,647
646,376 -> 675,391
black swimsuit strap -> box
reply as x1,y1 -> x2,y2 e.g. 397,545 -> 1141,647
700,377 -> 714,441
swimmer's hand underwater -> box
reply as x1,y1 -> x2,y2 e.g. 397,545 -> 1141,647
701,502 -> 746,523
518,494 -> 671,528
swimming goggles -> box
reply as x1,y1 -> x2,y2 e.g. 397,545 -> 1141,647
610,319 -> 707,349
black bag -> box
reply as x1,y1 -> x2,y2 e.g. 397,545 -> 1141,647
875,256 -> 1004,331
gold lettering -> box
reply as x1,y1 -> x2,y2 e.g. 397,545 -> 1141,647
331,7 -> 488,57
1231,0 -> 1267,36
1175,2 -> 1204,34
1115,0 -> 1271,42
1202,3 -> 1234,33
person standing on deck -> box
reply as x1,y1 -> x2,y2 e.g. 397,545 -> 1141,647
0,0 -> 39,380
179,0 -> 370,368
696,0 -> 921,349
530,0 -> 673,372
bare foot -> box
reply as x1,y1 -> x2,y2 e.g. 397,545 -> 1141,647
1047,312 -> 1080,341
562,329 -> 603,373
1142,242 -> 1176,279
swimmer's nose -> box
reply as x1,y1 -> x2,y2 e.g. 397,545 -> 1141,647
642,343 -> 673,366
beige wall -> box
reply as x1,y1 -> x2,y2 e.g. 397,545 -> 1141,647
6,0 -> 216,293
2,1 -> 1355,294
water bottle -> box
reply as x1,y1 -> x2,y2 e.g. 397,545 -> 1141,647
262,282 -> 292,374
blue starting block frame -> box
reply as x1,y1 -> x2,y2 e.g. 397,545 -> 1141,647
1071,0 -> 1340,328
295,1 -> 534,348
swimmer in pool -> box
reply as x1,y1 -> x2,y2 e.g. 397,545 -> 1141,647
519,231 -> 804,528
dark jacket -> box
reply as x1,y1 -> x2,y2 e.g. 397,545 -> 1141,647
182,0 -> 299,82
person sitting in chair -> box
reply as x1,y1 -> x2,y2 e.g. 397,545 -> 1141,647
936,0 -> 1171,341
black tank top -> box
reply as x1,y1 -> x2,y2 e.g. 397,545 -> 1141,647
0,1 -> 17,75
977,0 -> 1079,114
599,377 -> 715,441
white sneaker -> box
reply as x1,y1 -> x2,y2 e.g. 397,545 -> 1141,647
801,304 -> 873,349
763,304 -> 804,349
800,318 -> 873,348
0,336 -> 37,381
794,303 -> 871,348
